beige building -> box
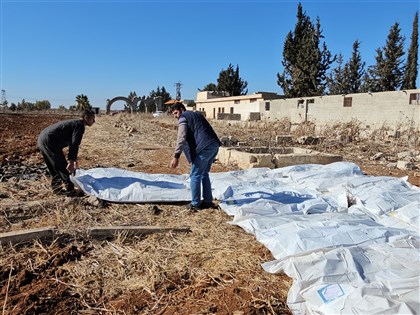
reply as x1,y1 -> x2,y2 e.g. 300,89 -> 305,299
195,91 -> 284,121
195,89 -> 420,129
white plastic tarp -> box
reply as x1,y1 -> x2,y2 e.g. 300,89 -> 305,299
72,162 -> 420,315
72,167 -> 191,202
232,212 -> 414,261
263,236 -> 419,315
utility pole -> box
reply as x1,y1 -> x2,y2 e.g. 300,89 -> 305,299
174,81 -> 182,101
1,89 -> 6,107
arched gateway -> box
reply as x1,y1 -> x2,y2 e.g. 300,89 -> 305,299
106,96 -> 162,114
106,96 -> 139,114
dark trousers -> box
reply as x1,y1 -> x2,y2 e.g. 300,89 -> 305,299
38,143 -> 74,192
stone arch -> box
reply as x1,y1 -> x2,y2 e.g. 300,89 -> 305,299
106,96 -> 140,114
106,96 -> 162,114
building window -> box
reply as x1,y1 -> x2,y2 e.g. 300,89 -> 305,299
409,93 -> 420,105
265,102 -> 270,111
222,107 -> 225,113
234,100 -> 240,104
343,97 -> 352,107
250,98 -> 257,103
297,99 -> 304,108
230,107 -> 234,114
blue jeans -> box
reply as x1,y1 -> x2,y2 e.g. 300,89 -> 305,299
190,142 -> 219,206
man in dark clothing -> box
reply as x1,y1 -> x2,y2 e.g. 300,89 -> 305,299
169,102 -> 221,211
38,109 -> 95,196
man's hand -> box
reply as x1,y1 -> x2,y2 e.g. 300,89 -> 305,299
169,158 -> 179,169
66,160 -> 78,176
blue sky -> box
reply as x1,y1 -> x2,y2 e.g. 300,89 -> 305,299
1,0 -> 419,109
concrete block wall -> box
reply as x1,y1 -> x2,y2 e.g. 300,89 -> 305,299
268,89 -> 420,129
217,147 -> 343,169
217,147 -> 275,169
273,151 -> 342,168
198,89 -> 420,130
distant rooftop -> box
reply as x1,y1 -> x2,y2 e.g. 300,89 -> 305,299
196,91 -> 284,102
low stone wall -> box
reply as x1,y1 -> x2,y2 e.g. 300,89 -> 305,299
217,147 -> 342,169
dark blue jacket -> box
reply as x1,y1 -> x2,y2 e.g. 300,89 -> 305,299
181,111 -> 221,163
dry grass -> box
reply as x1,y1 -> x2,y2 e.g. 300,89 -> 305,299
1,111 -> 418,314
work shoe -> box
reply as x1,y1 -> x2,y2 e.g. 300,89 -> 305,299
52,188 -> 67,196
66,189 -> 85,197
51,178 -> 62,190
185,203 -> 201,212
200,202 -> 219,209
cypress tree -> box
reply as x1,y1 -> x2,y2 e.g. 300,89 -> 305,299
277,3 -> 334,97
217,63 -> 248,96
366,22 -> 405,91
346,40 -> 365,93
402,11 -> 418,89
326,53 -> 348,95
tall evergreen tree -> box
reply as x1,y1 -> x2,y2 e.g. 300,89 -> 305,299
326,53 -> 348,95
199,83 -> 218,92
277,3 -> 334,97
402,11 -> 418,89
312,18 -> 335,95
217,63 -> 248,96
363,49 -> 383,92
346,40 -> 365,93
366,22 -> 405,92
148,86 -> 171,112
150,86 -> 171,104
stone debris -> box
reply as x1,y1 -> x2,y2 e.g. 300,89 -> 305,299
220,135 -> 239,146
1,162 -> 47,182
397,151 -> 413,160
397,160 -> 415,171
371,152 -> 385,161
113,121 -> 137,134
296,136 -> 324,145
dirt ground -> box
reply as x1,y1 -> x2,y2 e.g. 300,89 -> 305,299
0,112 -> 419,315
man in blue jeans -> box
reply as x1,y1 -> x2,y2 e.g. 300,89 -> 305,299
169,102 -> 221,211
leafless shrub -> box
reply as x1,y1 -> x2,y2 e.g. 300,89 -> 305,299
317,118 -> 363,142
291,121 -> 316,138
394,113 -> 420,152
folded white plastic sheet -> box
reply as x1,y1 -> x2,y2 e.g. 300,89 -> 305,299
232,212 -> 415,261
72,166 -> 273,203
263,236 -> 420,315
72,167 -> 191,202
73,162 -> 420,314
